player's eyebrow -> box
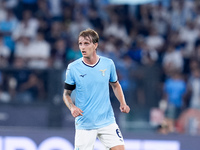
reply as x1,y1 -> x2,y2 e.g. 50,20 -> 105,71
79,40 -> 91,44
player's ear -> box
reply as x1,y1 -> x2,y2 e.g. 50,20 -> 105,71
94,43 -> 98,50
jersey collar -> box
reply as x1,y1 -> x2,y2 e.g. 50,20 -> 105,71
82,56 -> 100,68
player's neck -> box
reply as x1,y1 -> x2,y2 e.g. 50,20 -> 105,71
82,55 -> 99,66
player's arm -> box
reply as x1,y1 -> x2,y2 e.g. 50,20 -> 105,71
110,81 -> 130,113
63,89 -> 83,117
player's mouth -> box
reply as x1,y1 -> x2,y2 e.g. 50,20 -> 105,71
81,51 -> 86,55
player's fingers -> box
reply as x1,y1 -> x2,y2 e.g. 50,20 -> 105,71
119,107 -> 122,112
72,110 -> 80,117
76,109 -> 83,116
73,113 -> 81,117
78,109 -> 83,115
78,112 -> 83,116
120,106 -> 125,112
125,106 -> 130,113
72,112 -> 77,117
72,113 -> 76,117
120,106 -> 130,113
123,109 -> 128,113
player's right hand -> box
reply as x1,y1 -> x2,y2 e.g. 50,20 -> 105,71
70,106 -> 83,117
120,104 -> 130,113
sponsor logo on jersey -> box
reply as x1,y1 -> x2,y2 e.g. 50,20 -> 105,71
80,74 -> 87,77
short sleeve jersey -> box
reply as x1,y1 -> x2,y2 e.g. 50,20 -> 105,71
65,56 -> 117,129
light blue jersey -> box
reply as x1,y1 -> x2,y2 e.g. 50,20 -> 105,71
65,56 -> 117,129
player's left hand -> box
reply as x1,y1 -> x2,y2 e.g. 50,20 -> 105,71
120,104 -> 130,113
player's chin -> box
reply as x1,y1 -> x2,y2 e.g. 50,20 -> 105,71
82,54 -> 88,58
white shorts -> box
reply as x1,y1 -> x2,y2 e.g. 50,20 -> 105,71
74,123 -> 124,150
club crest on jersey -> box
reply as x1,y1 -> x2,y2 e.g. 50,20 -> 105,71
100,69 -> 107,76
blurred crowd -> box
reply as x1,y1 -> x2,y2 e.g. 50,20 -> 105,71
0,0 -> 200,134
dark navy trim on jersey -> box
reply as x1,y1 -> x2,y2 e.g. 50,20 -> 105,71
109,80 -> 118,83
64,83 -> 76,90
82,58 -> 100,68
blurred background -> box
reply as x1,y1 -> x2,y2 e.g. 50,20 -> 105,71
0,0 -> 200,149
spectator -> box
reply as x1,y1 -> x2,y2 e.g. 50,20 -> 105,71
62,5 -> 73,29
68,10 -> 93,41
103,12 -> 130,45
126,36 -> 143,63
0,85 -> 11,103
104,35 -> 117,53
145,27 -> 164,52
15,73 -> 46,103
162,44 -> 184,75
46,21 -> 66,46
48,0 -> 62,19
186,68 -> 200,109
126,36 -> 158,65
0,9 -> 18,51
0,72 -> 11,103
35,0 -> 51,20
14,35 -> 34,68
116,55 -> 137,106
162,71 -> 186,133
178,21 -> 199,57
0,1 -> 7,22
20,0 -> 38,13
14,32 -> 50,69
12,10 -> 39,40
176,108 -> 200,135
51,38 -> 67,68
37,17 -> 50,38
27,32 -> 50,69
66,41 -> 82,63
3,0 -> 18,9
193,42 -> 200,61
0,35 -> 11,67
170,1 -> 184,31
88,6 -> 104,34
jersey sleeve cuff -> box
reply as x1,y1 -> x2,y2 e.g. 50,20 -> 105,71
64,83 -> 76,90
109,80 -> 118,83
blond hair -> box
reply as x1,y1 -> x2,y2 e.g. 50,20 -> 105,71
79,28 -> 99,44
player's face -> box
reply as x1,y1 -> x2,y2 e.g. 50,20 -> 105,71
78,36 -> 98,58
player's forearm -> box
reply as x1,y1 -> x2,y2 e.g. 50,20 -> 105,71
63,89 -> 75,110
111,82 -> 127,105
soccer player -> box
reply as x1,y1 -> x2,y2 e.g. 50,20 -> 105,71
63,28 -> 130,150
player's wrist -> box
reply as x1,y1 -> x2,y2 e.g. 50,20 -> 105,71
120,102 -> 127,106
68,102 -> 75,110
